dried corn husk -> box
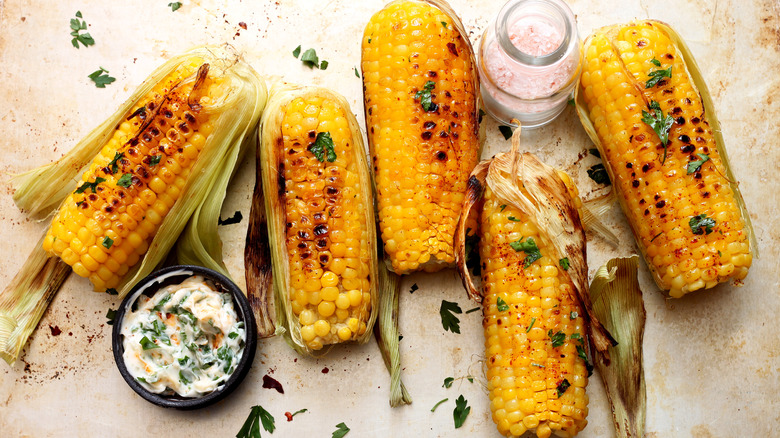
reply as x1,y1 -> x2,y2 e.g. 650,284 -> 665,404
574,21 -> 758,291
455,127 -> 616,358
1,46 -> 266,364
259,84 -> 378,356
590,256 -> 647,438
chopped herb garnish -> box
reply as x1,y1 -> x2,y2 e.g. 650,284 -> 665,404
218,211 -> 243,226
567,97 -> 575,106
499,204 -> 507,212
645,61 -> 672,88
228,332 -> 239,339
507,216 -> 521,222
332,422 -> 350,438
526,317 -> 536,333
88,67 -> 116,88
354,67 -> 360,78
453,395 -> 471,429
70,11 -> 95,49
136,377 -> 147,383
548,330 -> 566,348
106,308 -> 117,325
531,363 -> 546,368
308,131 -> 337,162
465,306 -> 480,314
139,336 -> 158,350
571,332 -> 583,342
577,344 -> 593,376
641,100 -> 674,163
149,155 -> 162,166
414,80 -> 436,111
589,147 -> 601,158
102,236 -> 114,249
496,297 -> 509,312
559,257 -> 570,270
689,214 -> 716,235
587,163 -> 611,185
498,125 -> 513,140
237,405 -> 276,438
443,377 -> 454,388
431,398 -> 449,412
556,378 -> 571,397
650,231 -> 663,242
319,60 -> 329,70
298,48 -> 328,70
178,356 -> 189,366
107,152 -> 124,174
75,177 -> 106,194
650,58 -> 662,67
686,153 -> 710,174
117,173 -> 133,188
292,45 -> 302,58
168,2 -> 183,11
441,21 -> 448,28
570,311 -> 578,320
464,228 -> 481,276
509,237 -> 541,267
289,408 -> 307,420
106,288 -> 118,295
440,300 -> 462,334
409,283 -> 419,294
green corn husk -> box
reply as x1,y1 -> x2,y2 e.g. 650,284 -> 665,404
574,21 -> 758,294
372,260 -> 412,406
259,83 -> 378,356
590,256 -> 647,438
1,46 -> 266,365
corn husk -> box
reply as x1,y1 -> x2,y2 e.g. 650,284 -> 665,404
590,256 -> 647,438
581,189 -> 619,247
455,126 -> 616,358
574,21 -> 758,293
259,84 -> 379,356
372,259 -> 412,406
1,46 -> 266,364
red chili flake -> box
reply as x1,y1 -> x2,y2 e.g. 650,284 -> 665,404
447,42 -> 458,56
49,325 -> 61,336
238,22 -> 247,30
322,367 -> 329,374
262,374 -> 284,394
285,412 -> 294,422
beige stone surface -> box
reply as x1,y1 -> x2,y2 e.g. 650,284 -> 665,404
0,0 -> 778,437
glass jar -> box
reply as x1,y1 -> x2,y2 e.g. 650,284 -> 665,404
478,0 -> 582,128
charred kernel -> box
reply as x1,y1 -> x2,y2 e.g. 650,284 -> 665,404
676,117 -> 685,125
626,162 -> 633,168
671,107 -> 682,115
678,134 -> 691,143
149,127 -> 160,137
308,130 -> 316,139
147,102 -> 156,111
654,194 -> 660,201
632,180 -> 640,188
421,131 -> 433,140
439,131 -> 449,138
660,213 -> 667,218
445,91 -> 452,98
639,199 -> 645,204
690,117 -> 701,124
642,163 -> 653,172
313,224 -> 329,236
318,253 -> 330,265
637,39 -> 647,47
130,138 -> 139,147
635,134 -> 645,142
316,238 -> 328,248
694,172 -> 702,179
142,133 -> 152,142
452,111 -> 459,118
427,70 -> 437,77
695,136 -> 705,143
447,42 -> 458,56
703,191 -> 710,198
655,200 -> 666,208
298,230 -> 310,239
423,121 -> 436,130
301,251 -> 311,260
436,151 -> 447,161
681,144 -> 695,153
326,186 -> 339,196
644,209 -> 649,215
665,53 -> 674,60
163,109 -> 173,118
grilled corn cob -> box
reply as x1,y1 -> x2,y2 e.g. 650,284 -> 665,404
362,0 -> 481,275
456,142 -> 615,438
577,21 -> 756,297
260,85 -> 378,354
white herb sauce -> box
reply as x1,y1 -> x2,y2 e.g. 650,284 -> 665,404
121,275 -> 245,397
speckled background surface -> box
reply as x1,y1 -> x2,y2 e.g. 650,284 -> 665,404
0,1 -> 778,437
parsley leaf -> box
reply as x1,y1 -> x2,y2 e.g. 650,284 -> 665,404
570,311 -> 579,320
650,58 -> 662,67
236,405 -> 275,438
507,216 -> 521,222
453,395 -> 471,429
168,2 -> 183,11
689,214 -> 716,235
107,152 -> 124,174
439,300 -> 462,334
117,173 -> 133,188
548,330 -> 566,348
149,155 -> 162,166
75,177 -> 106,194
443,377 -> 454,388
431,398 -> 448,412
587,163 -> 611,185
354,67 -> 360,78
298,48 -> 328,69
102,236 -> 114,249
498,125 -> 513,140
441,21 -> 448,28
509,237 -> 541,267
645,64 -> 672,88
526,317 -> 536,333
559,257 -> 570,270
70,11 -> 95,49
308,131 -> 337,162
499,204 -> 507,211
577,344 -> 593,376
106,308 -> 117,325
218,211 -> 243,226
641,100 -> 674,163
319,60 -> 329,70
292,45 -> 302,58
332,422 -> 350,438
139,336 -> 158,350
414,81 -> 436,111
88,67 -> 116,88
686,153 -> 710,174
556,378 -> 571,398
496,297 -> 509,312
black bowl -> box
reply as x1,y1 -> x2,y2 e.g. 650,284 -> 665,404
112,265 -> 257,409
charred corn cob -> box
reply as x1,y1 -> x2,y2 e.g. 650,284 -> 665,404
577,21 -> 756,297
260,85 -> 378,354
456,145 -> 615,438
362,0 -> 481,275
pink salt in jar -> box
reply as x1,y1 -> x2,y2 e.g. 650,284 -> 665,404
478,0 -> 581,128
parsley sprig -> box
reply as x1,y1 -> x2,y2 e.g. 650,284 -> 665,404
453,395 -> 471,429
645,58 -> 672,88
439,300 -> 463,334
236,405 -> 275,438
686,153 -> 710,174
509,237 -> 541,267
70,11 -> 95,49
641,100 -> 674,164
414,81 -> 436,111
331,422 -> 350,438
308,132 -> 337,162
689,214 -> 716,235
88,67 -> 116,88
